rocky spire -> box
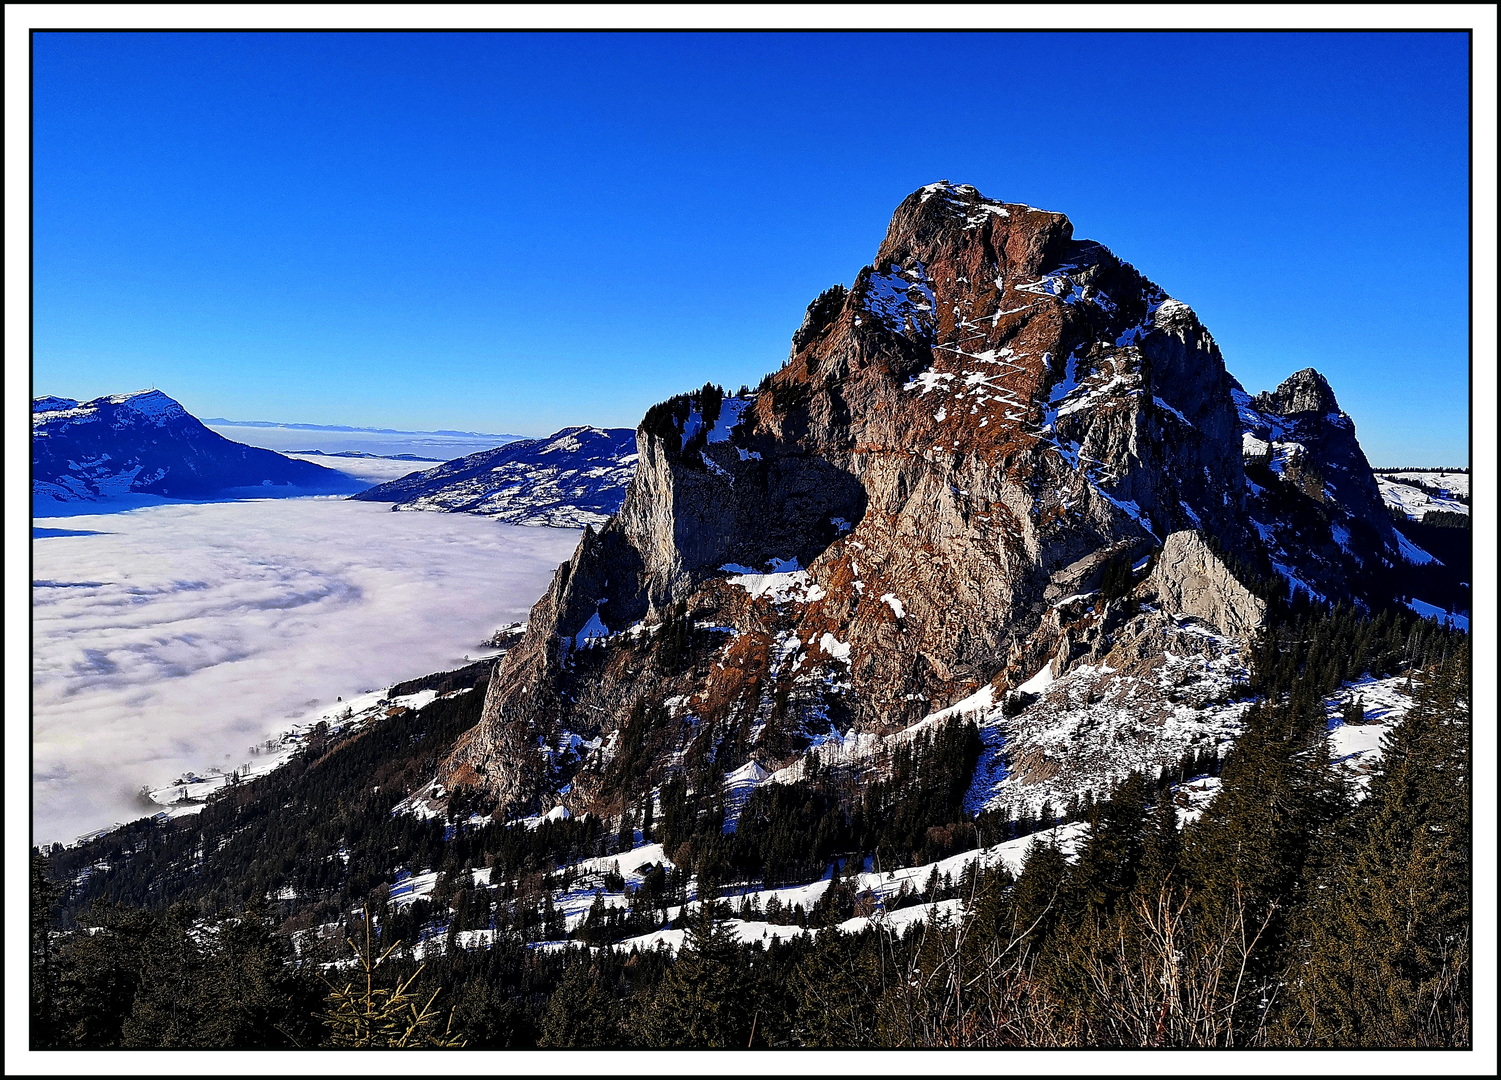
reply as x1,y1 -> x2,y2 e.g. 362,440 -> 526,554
1255,367 -> 1341,416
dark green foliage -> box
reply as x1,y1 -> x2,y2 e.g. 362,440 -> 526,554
639,383 -> 726,462
733,781 -> 847,885
792,284 -> 849,353
31,896 -> 321,1049
607,695 -> 671,797
788,926 -> 884,1046
1421,509 -> 1469,529
1007,837 -> 1069,951
638,903 -> 770,1047
1273,648 -> 1470,1046
1066,772 -> 1151,918
1248,599 -> 1464,704
30,854 -> 63,1046
1184,695 -> 1346,908
537,950 -> 628,1047
860,721 -> 982,865
652,600 -> 697,673
640,393 -> 693,441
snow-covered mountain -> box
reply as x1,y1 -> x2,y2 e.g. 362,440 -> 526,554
32,390 -> 355,504
350,426 -> 638,528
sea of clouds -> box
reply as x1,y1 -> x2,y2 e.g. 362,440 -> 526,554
31,497 -> 579,847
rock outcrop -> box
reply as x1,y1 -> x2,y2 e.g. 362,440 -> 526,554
1145,530 -> 1266,638
435,183 -> 1391,819
1234,368 -> 1426,602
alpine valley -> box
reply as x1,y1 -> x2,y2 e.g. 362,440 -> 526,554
33,184 -> 1471,1051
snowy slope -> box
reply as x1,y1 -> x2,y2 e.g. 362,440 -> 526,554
1374,472 -> 1470,521
351,426 -> 638,527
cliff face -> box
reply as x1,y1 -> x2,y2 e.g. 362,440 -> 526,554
1235,368 -> 1426,603
438,183 -> 1393,818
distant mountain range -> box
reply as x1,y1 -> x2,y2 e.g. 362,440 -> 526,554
351,426 -> 638,528
32,390 -> 356,504
200,417 -> 522,440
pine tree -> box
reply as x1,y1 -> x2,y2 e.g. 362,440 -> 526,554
1179,694 -> 1349,1044
790,928 -> 882,1045
1067,771 -> 1150,918
1273,650 -> 1470,1046
1008,837 -> 1068,952
318,914 -> 464,1047
1137,788 -> 1182,895
639,902 -> 759,1047
29,854 -> 64,1048
537,952 -> 625,1047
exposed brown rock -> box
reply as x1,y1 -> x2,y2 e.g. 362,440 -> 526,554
434,182 -> 1378,819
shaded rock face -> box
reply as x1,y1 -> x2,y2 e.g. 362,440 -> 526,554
1234,369 -> 1413,603
32,390 -> 350,503
439,183 -> 1360,817
351,426 -> 638,528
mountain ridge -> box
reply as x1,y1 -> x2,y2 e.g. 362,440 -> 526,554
350,425 -> 638,528
433,181 -> 1438,823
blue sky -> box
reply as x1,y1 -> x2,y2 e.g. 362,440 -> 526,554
32,31 -> 1470,463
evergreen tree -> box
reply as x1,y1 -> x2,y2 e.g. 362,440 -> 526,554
640,902 -> 760,1047
1180,694 -> 1349,1044
1067,772 -> 1151,918
1273,651 -> 1470,1046
319,914 -> 464,1047
790,929 -> 883,1045
1008,838 -> 1068,951
30,854 -> 64,1048
1137,788 -> 1182,895
537,952 -> 625,1047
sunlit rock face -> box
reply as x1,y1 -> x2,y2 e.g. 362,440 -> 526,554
438,182 -> 1399,821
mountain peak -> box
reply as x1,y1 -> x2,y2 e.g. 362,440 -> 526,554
32,388 -> 347,502
885,181 -> 1071,247
351,425 -> 637,528
102,388 -> 189,425
1256,367 -> 1340,417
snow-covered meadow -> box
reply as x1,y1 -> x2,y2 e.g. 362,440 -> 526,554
32,497 -> 579,846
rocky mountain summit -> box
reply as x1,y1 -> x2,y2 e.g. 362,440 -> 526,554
433,182 -> 1439,822
350,426 -> 637,528
32,390 -> 352,504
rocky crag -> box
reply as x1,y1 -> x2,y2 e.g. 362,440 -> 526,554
434,182 -> 1430,821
